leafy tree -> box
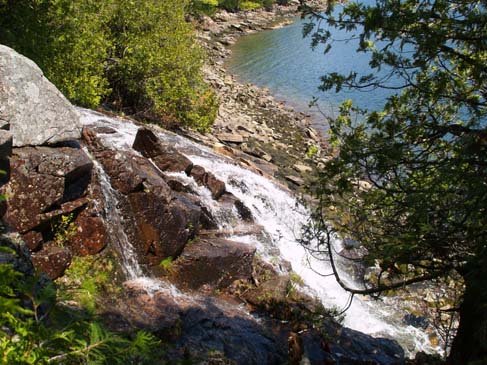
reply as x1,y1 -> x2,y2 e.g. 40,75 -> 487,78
300,0 -> 487,363
0,0 -> 217,131
107,0 -> 217,131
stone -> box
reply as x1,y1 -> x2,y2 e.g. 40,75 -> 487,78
69,213 -> 108,256
190,165 -> 226,199
172,238 -> 255,289
1,147 -> 93,232
92,126 -> 117,134
127,192 -> 201,266
285,175 -> 305,186
217,133 -> 244,144
0,130 -> 13,159
0,45 -> 81,147
293,164 -> 313,173
218,192 -> 254,222
31,245 -> 72,279
132,127 -> 193,174
2,159 -> 65,232
94,150 -> 145,195
0,233 -> 35,276
22,230 -> 43,251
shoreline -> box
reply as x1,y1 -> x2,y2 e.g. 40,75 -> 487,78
187,2 -> 330,190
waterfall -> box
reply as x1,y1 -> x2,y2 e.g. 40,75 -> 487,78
79,108 -> 440,357
90,155 -> 143,279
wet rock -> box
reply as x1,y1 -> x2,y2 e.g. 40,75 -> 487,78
166,178 -> 192,193
0,45 -> 81,147
234,199 -> 253,221
113,280 -> 184,333
31,244 -> 72,279
190,165 -> 226,199
132,127 -> 193,174
403,314 -> 429,330
172,238 -> 255,289
218,192 -> 253,222
93,126 -> 117,134
128,192 -> 201,266
113,280 -> 288,365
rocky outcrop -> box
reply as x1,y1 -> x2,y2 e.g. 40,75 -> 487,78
171,238 -> 255,289
0,45 -> 81,147
1,146 -> 93,233
83,128 -> 202,268
132,127 -> 193,174
108,279 -> 289,365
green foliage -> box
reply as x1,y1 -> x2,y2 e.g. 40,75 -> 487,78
107,0 -> 217,131
302,0 -> 487,362
51,214 -> 77,248
159,256 -> 174,271
305,144 -> 319,159
0,0 -> 217,131
239,1 -> 262,11
0,260 -> 160,365
216,0 -> 283,11
190,0 -> 219,15
57,256 -> 116,314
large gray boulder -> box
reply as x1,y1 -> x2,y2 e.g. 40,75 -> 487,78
0,45 -> 81,147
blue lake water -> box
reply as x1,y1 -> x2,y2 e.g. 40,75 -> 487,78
226,7 -> 394,128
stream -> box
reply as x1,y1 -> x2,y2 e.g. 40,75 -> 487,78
79,109 -> 440,358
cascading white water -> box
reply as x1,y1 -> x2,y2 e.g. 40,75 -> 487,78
79,108 -> 440,357
90,157 -> 143,279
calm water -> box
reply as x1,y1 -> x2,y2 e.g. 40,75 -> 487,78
227,7 -> 394,127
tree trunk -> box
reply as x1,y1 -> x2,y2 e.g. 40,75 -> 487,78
448,260 -> 487,364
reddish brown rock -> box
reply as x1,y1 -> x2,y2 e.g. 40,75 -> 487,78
69,213 -> 108,256
1,146 -> 93,232
31,245 -> 72,279
2,159 -> 65,232
128,192 -> 201,266
132,127 -> 193,174
190,165 -> 226,199
93,150 -> 145,194
22,230 -> 43,251
171,238 -> 255,289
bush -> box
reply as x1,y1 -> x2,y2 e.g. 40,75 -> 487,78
0,0 -> 217,131
0,253 -> 161,364
107,0 -> 218,131
190,0 -> 219,15
239,1 -> 262,10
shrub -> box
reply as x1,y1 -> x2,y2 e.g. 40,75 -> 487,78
0,0 -> 217,131
240,1 -> 262,10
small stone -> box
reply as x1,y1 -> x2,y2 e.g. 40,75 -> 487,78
217,133 -> 244,144
285,175 -> 305,186
31,245 -> 72,279
22,230 -> 43,251
293,164 -> 312,173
